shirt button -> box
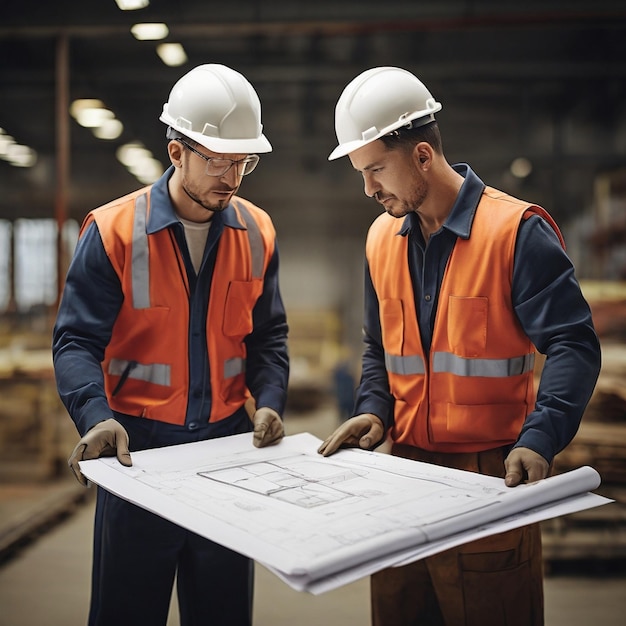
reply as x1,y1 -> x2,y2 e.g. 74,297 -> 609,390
425,294 -> 431,301
188,422 -> 198,431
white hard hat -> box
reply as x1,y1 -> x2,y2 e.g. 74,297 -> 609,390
160,64 -> 272,154
328,67 -> 442,160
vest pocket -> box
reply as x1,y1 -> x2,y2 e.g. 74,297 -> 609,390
380,298 -> 405,354
431,402 -> 526,443
223,280 -> 263,337
447,296 -> 487,356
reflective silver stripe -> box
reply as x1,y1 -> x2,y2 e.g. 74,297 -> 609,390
131,194 -> 150,309
109,358 -> 171,386
433,352 -> 535,377
234,201 -> 264,279
221,202 -> 259,381
385,352 -> 425,375
224,357 -> 245,379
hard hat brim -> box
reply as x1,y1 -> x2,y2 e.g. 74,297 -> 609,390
191,131 -> 273,155
159,113 -> 272,154
328,110 -> 440,161
328,140 -> 366,161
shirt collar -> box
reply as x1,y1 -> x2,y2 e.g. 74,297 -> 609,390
146,165 -> 246,234
398,163 -> 486,239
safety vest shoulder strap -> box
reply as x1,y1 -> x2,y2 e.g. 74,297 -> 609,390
88,192 -> 274,311
482,186 -> 565,249
230,197 -> 276,278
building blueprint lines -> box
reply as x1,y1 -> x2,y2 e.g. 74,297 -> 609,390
79,432 -> 610,593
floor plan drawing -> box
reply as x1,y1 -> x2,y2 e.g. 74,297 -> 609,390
199,455 -> 372,507
79,432 -> 611,593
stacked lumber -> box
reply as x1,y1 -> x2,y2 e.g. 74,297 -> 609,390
543,283 -> 626,565
554,340 -> 626,489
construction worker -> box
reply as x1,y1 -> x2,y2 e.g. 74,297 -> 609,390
318,66 -> 601,626
53,64 -> 289,626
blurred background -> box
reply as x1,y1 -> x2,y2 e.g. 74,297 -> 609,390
1,1 -> 626,624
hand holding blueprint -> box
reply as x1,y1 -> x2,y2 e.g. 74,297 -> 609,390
79,432 -> 612,594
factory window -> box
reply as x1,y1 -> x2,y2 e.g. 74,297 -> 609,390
0,218 -> 79,313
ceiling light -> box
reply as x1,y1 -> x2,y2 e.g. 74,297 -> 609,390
93,119 -> 124,140
70,99 -> 106,118
116,142 -> 151,167
70,99 -> 119,129
115,0 -> 150,10
510,157 -> 533,179
116,142 -> 164,184
0,130 -> 16,157
130,157 -> 164,184
131,23 -> 169,41
156,43 -> 187,67
6,144 -> 37,168
0,128 -> 37,168
78,108 -> 115,128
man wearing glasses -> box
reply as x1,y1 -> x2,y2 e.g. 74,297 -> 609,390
52,64 -> 289,626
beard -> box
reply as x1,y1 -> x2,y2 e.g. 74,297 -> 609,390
182,179 -> 233,213
377,183 -> 427,218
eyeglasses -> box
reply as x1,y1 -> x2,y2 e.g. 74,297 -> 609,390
178,139 -> 260,177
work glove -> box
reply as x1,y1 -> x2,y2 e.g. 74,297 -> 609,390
504,446 -> 549,487
317,413 -> 384,457
252,407 -> 284,448
68,418 -> 132,486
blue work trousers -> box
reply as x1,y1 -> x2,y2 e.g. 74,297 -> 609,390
88,411 -> 254,626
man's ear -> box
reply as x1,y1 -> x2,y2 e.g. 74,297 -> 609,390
168,140 -> 184,167
414,142 -> 433,170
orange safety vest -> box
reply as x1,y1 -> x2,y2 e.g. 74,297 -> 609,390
80,187 -> 276,425
366,186 -> 565,452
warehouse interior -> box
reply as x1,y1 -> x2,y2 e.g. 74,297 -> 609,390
1,1 -> 626,624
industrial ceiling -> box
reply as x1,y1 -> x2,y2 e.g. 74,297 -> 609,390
1,0 -> 625,230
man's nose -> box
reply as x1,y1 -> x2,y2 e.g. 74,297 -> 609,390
220,163 -> 241,184
363,173 -> 378,198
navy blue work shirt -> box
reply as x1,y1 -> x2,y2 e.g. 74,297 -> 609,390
53,166 -> 289,448
354,163 -> 601,464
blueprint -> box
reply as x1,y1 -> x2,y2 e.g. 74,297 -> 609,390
79,432 -> 611,593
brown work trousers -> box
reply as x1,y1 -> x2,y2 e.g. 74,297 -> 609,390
371,445 -> 545,626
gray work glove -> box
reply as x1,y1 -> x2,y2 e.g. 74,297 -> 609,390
68,418 -> 132,486
252,407 -> 284,448
317,413 -> 384,457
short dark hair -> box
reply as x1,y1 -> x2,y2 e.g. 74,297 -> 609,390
379,120 -> 443,154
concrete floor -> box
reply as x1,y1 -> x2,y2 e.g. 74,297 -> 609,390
1,405 -> 626,625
